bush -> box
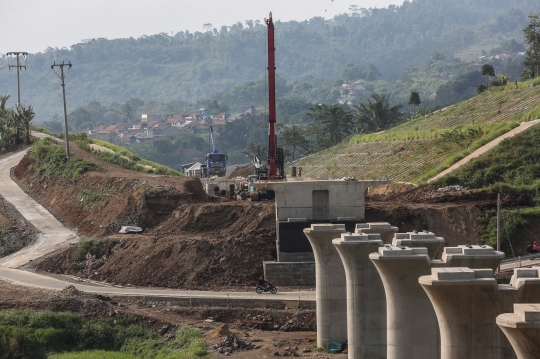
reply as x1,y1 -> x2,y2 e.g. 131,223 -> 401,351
29,138 -> 101,180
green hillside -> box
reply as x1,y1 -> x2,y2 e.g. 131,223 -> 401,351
0,0 -> 536,122
292,80 -> 540,183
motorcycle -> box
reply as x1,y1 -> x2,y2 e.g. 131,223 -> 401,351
256,282 -> 277,294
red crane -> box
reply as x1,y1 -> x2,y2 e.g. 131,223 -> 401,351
264,12 -> 284,179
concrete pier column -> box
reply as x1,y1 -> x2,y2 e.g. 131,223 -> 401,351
441,245 -> 504,272
392,231 -> 444,260
370,245 -> 437,359
497,304 -> 540,359
303,224 -> 347,347
419,268 -> 501,359
355,222 -> 398,244
333,232 -> 385,359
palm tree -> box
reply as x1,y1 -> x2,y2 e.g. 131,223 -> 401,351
307,104 -> 353,150
121,103 -> 134,123
16,104 -> 35,145
353,93 -> 403,133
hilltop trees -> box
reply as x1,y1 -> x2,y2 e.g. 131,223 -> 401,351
353,93 -> 403,133
408,91 -> 421,114
307,104 -> 353,150
481,64 -> 496,88
523,13 -> 540,78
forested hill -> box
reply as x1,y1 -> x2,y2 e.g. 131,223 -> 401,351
0,0 -> 537,122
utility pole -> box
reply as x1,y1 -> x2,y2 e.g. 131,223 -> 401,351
51,61 -> 72,159
6,52 -> 28,106
497,192 -> 501,272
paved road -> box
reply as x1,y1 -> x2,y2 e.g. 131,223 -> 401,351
0,148 -> 79,268
0,267 -> 315,301
0,142 -> 315,302
428,120 -> 540,183
501,254 -> 540,272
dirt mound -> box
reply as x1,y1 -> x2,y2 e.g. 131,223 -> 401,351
224,164 -> 254,179
36,201 -> 277,289
13,144 -> 207,237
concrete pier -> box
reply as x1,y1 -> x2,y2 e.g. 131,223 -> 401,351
391,231 -> 444,259
303,224 -> 347,347
441,245 -> 505,271
497,304 -> 540,359
370,245 -> 437,359
355,222 -> 398,244
419,268 -> 501,359
333,232 -> 385,359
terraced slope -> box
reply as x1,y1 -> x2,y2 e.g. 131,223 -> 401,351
292,81 -> 540,183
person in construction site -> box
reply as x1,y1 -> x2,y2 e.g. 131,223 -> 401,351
258,276 -> 268,290
526,241 -> 540,256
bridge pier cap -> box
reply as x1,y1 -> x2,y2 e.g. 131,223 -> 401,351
391,230 -> 444,259
497,304 -> 540,359
264,180 -> 388,222
355,222 -> 398,244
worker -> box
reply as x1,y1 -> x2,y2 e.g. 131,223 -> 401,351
298,167 -> 302,177
257,276 -> 267,290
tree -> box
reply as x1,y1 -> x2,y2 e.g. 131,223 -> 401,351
121,103 -> 135,123
16,104 -> 35,145
353,93 -> 403,133
523,13 -> 540,78
280,125 -> 311,160
476,83 -> 487,94
408,91 -> 421,114
481,63 -> 495,89
307,104 -> 353,150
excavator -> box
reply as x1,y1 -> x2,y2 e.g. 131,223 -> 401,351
250,12 -> 286,201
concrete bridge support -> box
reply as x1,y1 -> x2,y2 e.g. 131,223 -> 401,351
497,304 -> 540,359
391,231 -> 444,260
370,246 -> 437,359
333,232 -> 385,359
355,222 -> 398,244
441,245 -> 505,272
303,224 -> 347,347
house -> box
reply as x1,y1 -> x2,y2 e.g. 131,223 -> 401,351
141,114 -> 163,122
166,115 -> 187,127
120,135 -> 138,144
212,119 -> 226,127
185,122 -> 210,133
186,162 -> 205,178
348,80 -> 368,93
179,111 -> 199,120
153,126 -> 182,138
197,108 -> 212,120
213,112 -> 230,122
230,105 -> 257,121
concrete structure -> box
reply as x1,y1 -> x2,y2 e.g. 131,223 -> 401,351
356,222 -> 398,244
265,180 -> 388,221
333,232 -> 385,359
441,245 -> 505,271
419,268 -> 502,359
303,224 -> 348,347
497,304 -> 540,359
392,231 -> 444,259
418,267 -> 540,359
369,245 -> 438,359
262,261 -> 315,286
368,243 -> 504,359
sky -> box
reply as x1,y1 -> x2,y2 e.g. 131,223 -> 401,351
1,0 -> 404,54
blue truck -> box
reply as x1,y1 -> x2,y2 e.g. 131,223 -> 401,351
205,125 -> 227,177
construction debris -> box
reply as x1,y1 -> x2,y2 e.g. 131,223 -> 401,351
214,333 -> 260,354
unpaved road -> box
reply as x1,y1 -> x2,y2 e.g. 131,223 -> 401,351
428,119 -> 540,183
0,143 -> 314,302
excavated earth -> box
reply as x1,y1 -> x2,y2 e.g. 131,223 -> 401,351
11,144 -> 530,290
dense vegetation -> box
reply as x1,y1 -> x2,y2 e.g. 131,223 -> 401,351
0,310 -> 209,359
0,0 -> 537,123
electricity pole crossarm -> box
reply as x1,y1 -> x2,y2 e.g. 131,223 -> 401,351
51,61 -> 73,159
6,52 -> 28,106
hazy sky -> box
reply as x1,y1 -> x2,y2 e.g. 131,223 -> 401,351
2,0 -> 404,54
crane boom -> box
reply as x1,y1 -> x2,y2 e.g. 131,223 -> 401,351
265,13 -> 278,178
210,125 -> 218,153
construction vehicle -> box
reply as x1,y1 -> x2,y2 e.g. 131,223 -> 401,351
250,12 -> 286,201
205,125 -> 227,177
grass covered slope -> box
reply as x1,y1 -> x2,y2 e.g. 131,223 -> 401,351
294,80 -> 540,182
